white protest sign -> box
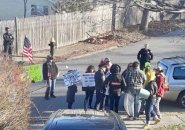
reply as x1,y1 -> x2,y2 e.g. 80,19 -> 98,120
81,73 -> 95,87
63,70 -> 81,86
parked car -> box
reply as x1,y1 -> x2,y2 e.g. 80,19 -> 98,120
158,56 -> 185,108
43,109 -> 127,130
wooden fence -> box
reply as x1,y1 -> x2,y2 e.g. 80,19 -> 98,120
0,4 -> 124,55
1,2 -> 184,55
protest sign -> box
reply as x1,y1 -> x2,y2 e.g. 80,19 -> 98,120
63,70 -> 81,86
23,64 -> 42,82
81,73 -> 95,87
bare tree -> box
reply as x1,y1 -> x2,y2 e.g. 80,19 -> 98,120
133,0 -> 185,31
23,0 -> 29,18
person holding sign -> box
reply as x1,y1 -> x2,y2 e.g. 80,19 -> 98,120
82,65 -> 96,110
43,55 -> 58,100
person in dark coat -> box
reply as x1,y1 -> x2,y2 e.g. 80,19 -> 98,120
42,55 -> 58,100
143,74 -> 160,129
137,44 -> 153,70
103,64 -> 126,113
94,64 -> 106,111
83,65 -> 96,110
66,84 -> 77,109
3,27 -> 14,60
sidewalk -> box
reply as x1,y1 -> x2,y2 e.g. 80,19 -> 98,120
120,112 -> 185,130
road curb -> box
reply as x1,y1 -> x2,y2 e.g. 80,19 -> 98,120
65,46 -> 118,61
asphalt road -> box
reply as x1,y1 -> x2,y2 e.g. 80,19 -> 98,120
30,30 -> 185,130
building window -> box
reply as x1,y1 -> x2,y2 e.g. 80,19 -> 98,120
173,66 -> 185,80
31,5 -> 49,16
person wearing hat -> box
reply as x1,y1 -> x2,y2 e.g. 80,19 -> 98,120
140,63 -> 156,115
154,67 -> 167,119
137,44 -> 153,70
3,27 -> 14,60
42,55 -> 58,100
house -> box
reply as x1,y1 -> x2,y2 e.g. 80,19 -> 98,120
0,0 -> 58,20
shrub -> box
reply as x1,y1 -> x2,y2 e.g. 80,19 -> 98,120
0,60 -> 31,130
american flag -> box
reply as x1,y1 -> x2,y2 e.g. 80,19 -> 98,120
23,36 -> 33,62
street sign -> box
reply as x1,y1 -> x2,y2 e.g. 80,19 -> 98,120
63,70 -> 81,86
81,73 -> 95,87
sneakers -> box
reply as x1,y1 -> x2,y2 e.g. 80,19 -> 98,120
45,96 -> 49,100
143,124 -> 149,129
50,95 -> 56,98
154,118 -> 160,125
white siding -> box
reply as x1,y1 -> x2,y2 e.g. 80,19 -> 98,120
0,0 -> 54,20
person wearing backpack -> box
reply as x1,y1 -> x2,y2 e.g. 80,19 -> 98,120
154,67 -> 167,119
103,64 -> 126,113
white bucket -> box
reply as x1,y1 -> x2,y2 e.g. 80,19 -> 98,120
139,88 -> 150,99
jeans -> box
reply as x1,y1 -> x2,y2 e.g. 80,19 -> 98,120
94,89 -> 105,110
45,79 -> 56,97
145,96 -> 157,124
68,102 -> 73,109
84,89 -> 94,109
140,99 -> 146,113
105,95 -> 109,107
110,93 -> 120,113
154,96 -> 161,118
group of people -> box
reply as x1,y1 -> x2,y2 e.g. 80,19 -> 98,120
42,44 -> 167,129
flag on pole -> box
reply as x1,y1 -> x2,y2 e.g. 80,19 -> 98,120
23,36 -> 33,62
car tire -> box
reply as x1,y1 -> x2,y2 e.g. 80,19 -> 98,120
178,92 -> 185,108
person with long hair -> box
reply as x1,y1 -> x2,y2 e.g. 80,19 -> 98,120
83,65 -> 96,110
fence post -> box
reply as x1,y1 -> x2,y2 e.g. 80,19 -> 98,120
14,17 -> 18,55
111,0 -> 117,33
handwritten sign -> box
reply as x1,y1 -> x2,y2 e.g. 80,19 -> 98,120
81,73 -> 95,87
23,64 -> 42,82
63,70 -> 81,86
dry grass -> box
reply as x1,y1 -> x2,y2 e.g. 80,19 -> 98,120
0,60 -> 31,130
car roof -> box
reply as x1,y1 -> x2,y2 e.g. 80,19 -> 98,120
159,56 -> 185,66
44,109 -> 127,130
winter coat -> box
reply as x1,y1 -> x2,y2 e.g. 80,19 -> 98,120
104,73 -> 126,96
125,68 -> 146,91
66,85 -> 77,103
42,61 -> 58,80
156,73 -> 166,97
94,68 -> 105,92
137,48 -> 153,62
145,80 -> 158,98
3,32 -> 14,46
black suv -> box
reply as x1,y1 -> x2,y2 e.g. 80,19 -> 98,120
43,109 -> 127,130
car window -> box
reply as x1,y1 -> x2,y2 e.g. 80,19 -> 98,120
173,66 -> 185,80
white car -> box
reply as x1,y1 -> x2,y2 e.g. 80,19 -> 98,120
158,56 -> 185,108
